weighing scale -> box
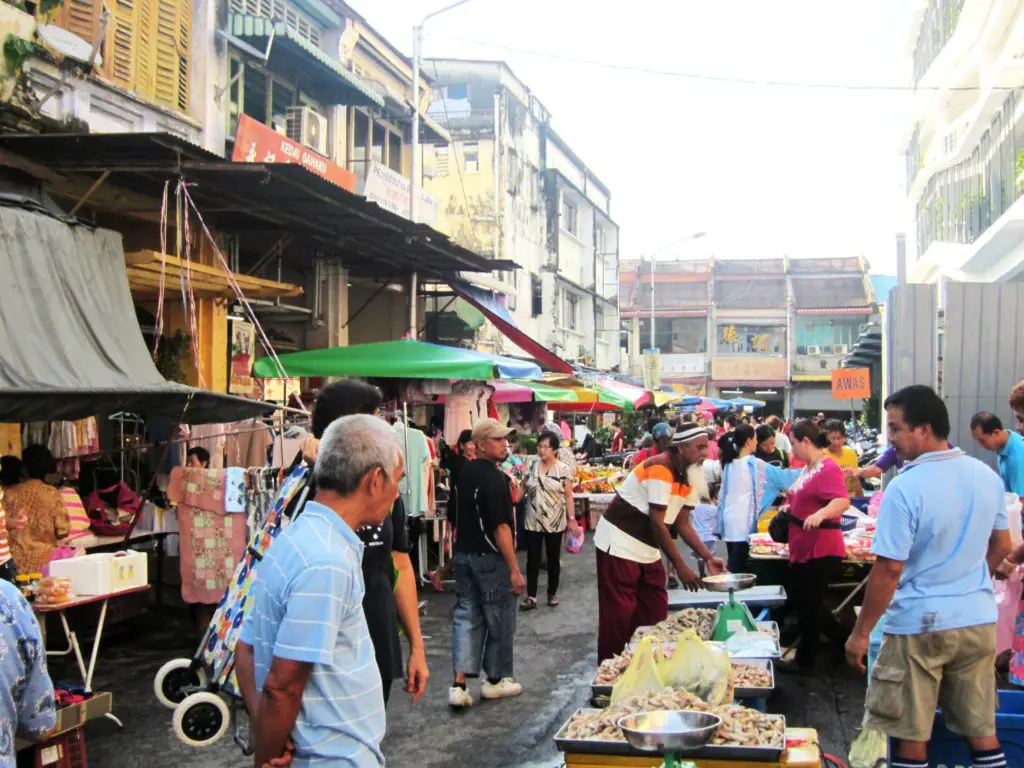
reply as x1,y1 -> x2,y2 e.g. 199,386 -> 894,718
703,573 -> 760,642
617,710 -> 721,768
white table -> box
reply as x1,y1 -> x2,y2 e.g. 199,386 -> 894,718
36,584 -> 151,728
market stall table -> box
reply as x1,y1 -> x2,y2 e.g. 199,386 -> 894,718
35,584 -> 151,728
562,728 -> 821,767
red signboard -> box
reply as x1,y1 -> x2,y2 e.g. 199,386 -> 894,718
231,114 -> 356,192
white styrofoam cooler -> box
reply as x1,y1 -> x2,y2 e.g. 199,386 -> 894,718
49,551 -> 148,596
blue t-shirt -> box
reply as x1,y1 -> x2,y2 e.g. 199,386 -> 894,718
998,430 -> 1024,496
872,448 -> 1008,635
240,502 -> 384,767
0,581 -> 56,767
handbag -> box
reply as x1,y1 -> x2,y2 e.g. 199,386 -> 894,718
768,509 -> 842,544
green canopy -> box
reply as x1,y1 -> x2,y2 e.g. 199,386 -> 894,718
252,339 -> 543,380
508,380 -> 581,403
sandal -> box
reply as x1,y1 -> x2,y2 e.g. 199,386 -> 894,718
520,597 -> 538,611
547,596 -> 560,607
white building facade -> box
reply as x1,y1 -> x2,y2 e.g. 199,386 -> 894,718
904,0 -> 1024,284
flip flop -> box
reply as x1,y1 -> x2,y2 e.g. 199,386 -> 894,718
547,596 -> 560,607
520,597 -> 538,611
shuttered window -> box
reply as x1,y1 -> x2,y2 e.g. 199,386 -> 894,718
52,0 -> 191,113
227,0 -> 321,46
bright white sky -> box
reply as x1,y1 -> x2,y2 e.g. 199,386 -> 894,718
358,1 -> 916,274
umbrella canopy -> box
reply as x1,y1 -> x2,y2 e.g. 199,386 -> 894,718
508,380 -> 582,403
596,378 -> 652,409
544,384 -> 634,413
252,339 -> 542,381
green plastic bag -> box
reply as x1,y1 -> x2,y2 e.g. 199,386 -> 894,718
610,636 -> 666,704
848,727 -> 887,768
658,628 -> 732,705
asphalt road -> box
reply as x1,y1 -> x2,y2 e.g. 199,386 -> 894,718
60,537 -> 866,767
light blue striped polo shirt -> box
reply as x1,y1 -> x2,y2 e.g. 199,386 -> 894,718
240,501 -> 385,766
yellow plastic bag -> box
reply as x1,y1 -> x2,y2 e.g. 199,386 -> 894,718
848,727 -> 887,768
610,636 -> 665,704
659,628 -> 733,705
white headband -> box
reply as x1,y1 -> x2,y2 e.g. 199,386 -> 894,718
672,426 -> 707,443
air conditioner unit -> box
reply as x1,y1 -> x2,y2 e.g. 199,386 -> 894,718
807,345 -> 821,355
834,343 -> 849,355
286,106 -> 328,156
821,344 -> 833,354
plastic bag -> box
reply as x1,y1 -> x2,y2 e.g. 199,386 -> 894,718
996,566 -> 1024,654
658,628 -> 732,705
565,527 -> 584,554
867,491 -> 883,519
610,636 -> 665,704
848,727 -> 887,768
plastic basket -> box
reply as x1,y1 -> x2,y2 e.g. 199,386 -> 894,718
840,513 -> 861,532
31,728 -> 87,768
927,689 -> 1024,767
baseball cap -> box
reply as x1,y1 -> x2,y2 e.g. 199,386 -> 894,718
471,418 -> 515,444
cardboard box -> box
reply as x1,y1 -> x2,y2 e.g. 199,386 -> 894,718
16,693 -> 112,752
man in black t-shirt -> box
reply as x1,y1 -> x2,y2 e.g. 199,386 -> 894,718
448,418 -> 525,708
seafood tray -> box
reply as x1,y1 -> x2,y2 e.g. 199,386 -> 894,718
554,708 -> 785,762
628,622 -> 781,658
732,659 -> 775,699
590,660 -> 774,700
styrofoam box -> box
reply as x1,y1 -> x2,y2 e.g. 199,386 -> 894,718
50,551 -> 148,595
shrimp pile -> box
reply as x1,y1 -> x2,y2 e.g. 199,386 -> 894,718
632,608 -> 716,644
729,663 -> 772,689
560,689 -> 783,748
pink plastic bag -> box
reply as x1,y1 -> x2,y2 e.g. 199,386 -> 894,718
867,491 -> 883,518
996,567 -> 1024,654
565,527 -> 584,554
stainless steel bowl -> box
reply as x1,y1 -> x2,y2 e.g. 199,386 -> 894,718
616,710 -> 722,752
702,573 -> 756,592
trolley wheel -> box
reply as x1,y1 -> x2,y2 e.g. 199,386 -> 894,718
172,692 -> 230,748
154,659 -> 209,709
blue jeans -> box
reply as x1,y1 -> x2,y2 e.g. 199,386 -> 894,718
452,552 -> 517,680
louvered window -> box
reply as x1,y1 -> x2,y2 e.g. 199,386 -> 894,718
227,0 -> 322,46
53,0 -> 191,113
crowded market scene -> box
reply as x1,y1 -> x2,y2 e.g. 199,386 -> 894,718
3,1 -> 1024,768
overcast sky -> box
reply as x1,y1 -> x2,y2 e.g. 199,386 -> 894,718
358,1 -> 916,274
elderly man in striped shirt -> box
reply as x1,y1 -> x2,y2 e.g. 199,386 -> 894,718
236,414 -> 405,767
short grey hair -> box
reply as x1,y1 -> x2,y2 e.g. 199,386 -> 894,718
313,414 -> 401,496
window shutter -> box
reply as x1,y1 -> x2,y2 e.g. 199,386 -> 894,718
175,0 -> 190,112
152,0 -> 190,111
105,0 -> 138,89
136,0 -> 155,100
54,0 -> 101,47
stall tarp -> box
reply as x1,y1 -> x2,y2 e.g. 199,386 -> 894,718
447,278 -> 574,374
252,339 -> 542,381
0,204 -> 276,423
508,380 -> 582,403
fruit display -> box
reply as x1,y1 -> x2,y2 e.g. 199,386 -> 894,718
574,465 -> 624,494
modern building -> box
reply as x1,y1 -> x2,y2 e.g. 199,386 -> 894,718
423,59 -> 620,370
903,0 -> 1024,284
619,256 -> 878,417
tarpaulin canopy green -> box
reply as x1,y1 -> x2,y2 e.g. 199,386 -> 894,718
507,380 -> 581,403
252,339 -> 542,381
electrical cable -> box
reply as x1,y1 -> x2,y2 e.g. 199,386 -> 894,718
435,34 -> 1018,93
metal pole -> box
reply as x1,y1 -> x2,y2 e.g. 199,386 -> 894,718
649,255 -> 655,350
409,271 -> 418,338
410,23 -> 422,338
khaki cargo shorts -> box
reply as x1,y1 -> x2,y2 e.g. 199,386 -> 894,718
863,624 -> 997,743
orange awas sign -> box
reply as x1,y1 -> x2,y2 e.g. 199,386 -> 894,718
831,368 -> 871,400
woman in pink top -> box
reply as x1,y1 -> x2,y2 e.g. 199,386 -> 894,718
780,419 -> 851,672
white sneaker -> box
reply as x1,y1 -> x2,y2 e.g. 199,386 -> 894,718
480,678 -> 523,700
448,685 -> 474,708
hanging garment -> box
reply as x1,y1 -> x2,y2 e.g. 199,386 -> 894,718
394,423 -> 431,517
224,419 -> 272,468
224,467 -> 246,513
168,467 -> 247,604
0,424 -> 21,457
189,424 -> 228,469
22,423 -> 49,448
271,426 -> 308,468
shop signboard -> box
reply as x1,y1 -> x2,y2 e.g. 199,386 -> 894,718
362,160 -> 439,225
642,348 -> 661,389
231,114 -> 356,192
258,377 -> 301,403
661,353 -> 707,376
831,367 -> 870,400
229,319 -> 256,396
711,356 -> 787,382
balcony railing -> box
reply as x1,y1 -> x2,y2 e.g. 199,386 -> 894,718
912,0 -> 966,87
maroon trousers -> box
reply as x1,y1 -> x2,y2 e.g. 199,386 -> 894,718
596,548 -> 669,662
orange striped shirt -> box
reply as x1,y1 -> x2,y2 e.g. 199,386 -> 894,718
0,503 -> 11,565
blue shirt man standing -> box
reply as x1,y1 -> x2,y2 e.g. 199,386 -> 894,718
0,579 -> 56,767
969,410 -> 1024,497
236,415 -> 406,768
848,387 -> 1011,768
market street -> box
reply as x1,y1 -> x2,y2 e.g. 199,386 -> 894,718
69,539 -> 867,768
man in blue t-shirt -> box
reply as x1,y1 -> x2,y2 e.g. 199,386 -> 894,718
970,410 -> 1024,497
846,385 -> 1012,768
